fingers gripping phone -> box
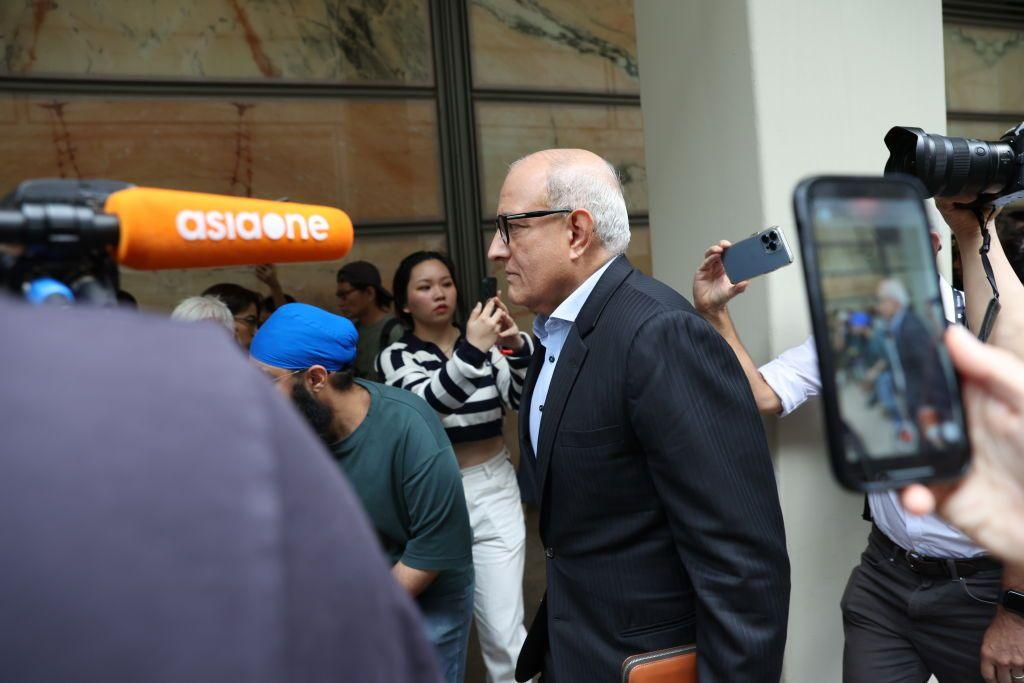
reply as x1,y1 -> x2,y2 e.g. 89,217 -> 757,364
723,226 -> 794,283
793,176 -> 969,491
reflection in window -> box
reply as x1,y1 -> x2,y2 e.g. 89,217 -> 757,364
475,102 -> 647,217
0,0 -> 433,85
0,94 -> 443,224
469,0 -> 639,94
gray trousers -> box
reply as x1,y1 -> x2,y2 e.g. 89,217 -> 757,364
841,530 -> 1002,683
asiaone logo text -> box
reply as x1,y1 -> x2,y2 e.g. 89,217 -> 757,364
176,210 -> 330,242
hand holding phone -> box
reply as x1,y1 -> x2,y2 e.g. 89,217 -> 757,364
793,176 -> 969,491
722,226 -> 794,284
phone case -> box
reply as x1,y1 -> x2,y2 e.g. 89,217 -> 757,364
792,175 -> 970,492
723,227 -> 794,283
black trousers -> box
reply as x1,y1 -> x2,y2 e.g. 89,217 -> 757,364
841,530 -> 1003,683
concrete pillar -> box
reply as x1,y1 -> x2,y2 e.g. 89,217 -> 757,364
634,1 -> 946,679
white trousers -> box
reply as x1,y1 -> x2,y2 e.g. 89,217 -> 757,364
461,450 -> 528,683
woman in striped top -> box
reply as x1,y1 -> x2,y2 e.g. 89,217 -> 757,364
378,251 -> 532,683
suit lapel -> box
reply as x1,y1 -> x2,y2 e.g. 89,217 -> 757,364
527,255 -> 635,506
535,326 -> 588,505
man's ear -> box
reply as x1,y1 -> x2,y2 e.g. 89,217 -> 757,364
567,209 -> 597,261
305,365 -> 330,393
930,230 -> 942,254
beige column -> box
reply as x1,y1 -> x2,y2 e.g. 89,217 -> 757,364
634,1 -> 947,679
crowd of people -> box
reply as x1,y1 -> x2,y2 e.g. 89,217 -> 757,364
4,147 -> 1024,683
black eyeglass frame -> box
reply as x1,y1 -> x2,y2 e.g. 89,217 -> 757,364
495,209 -> 572,245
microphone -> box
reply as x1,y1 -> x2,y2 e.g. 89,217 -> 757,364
103,187 -> 354,269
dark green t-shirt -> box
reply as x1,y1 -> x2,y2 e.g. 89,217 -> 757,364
329,379 -> 473,599
353,314 -> 404,380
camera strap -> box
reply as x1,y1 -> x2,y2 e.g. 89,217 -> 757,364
971,206 -> 1001,343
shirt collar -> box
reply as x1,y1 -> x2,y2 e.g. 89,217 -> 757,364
533,256 -> 617,339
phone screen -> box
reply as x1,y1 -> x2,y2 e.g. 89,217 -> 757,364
799,177 -> 969,489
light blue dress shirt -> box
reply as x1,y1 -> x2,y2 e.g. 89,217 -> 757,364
758,277 -> 986,558
529,257 -> 617,455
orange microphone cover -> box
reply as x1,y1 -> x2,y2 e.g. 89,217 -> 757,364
103,187 -> 354,270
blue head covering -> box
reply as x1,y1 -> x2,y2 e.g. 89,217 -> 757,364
849,311 -> 871,328
250,303 -> 358,372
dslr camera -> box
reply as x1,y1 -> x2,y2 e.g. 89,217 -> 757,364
884,121 -> 1024,206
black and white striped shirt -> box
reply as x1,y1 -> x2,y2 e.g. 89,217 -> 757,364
377,331 -> 534,444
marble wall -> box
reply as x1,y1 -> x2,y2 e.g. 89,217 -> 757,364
469,0 -> 639,94
475,102 -> 647,217
0,93 -> 442,224
0,0 -> 432,84
944,24 -> 1024,115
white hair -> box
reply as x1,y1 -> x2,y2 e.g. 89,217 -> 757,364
171,296 -> 234,332
511,151 -> 631,255
877,278 -> 909,307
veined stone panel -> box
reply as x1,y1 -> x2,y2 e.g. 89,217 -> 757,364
121,230 -> 447,313
0,94 -> 443,224
475,102 -> 647,217
469,0 -> 639,94
944,24 -> 1024,115
0,0 -> 432,84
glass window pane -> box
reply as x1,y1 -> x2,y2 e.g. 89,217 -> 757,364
944,24 -> 1024,114
469,0 -> 639,94
476,102 -> 647,217
121,230 -> 447,313
0,0 -> 433,85
0,94 -> 442,224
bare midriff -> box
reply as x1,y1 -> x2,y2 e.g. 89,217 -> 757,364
453,434 -> 505,469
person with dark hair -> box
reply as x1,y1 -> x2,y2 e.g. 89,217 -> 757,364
249,303 -> 474,683
378,251 -> 532,683
336,261 -> 404,380
201,283 -> 261,350
259,293 -> 296,326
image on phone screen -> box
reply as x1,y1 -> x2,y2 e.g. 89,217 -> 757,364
797,178 -> 969,488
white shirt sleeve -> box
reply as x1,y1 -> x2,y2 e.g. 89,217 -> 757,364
757,336 -> 822,417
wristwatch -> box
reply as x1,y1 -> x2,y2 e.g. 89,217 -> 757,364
1003,589 -> 1024,618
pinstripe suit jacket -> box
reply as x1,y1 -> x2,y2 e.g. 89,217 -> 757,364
515,256 -> 790,682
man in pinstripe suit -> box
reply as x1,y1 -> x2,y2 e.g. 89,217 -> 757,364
487,149 -> 790,682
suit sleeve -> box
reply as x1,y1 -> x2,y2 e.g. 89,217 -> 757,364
625,310 -> 791,683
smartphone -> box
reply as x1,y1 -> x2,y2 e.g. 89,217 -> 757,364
723,226 -> 794,283
480,276 -> 497,304
793,175 -> 969,491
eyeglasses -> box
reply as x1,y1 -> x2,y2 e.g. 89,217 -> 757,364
495,209 -> 572,246
335,286 -> 359,300
269,368 -> 303,384
234,315 -> 259,328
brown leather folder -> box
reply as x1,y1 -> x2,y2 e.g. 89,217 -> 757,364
621,644 -> 697,683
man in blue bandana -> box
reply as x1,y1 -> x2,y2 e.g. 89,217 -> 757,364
251,303 -> 475,683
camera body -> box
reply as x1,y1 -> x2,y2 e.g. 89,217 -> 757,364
884,121 -> 1024,207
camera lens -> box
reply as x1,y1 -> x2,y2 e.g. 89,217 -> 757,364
761,234 -> 770,244
884,125 -> 1017,198
768,231 -> 778,241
